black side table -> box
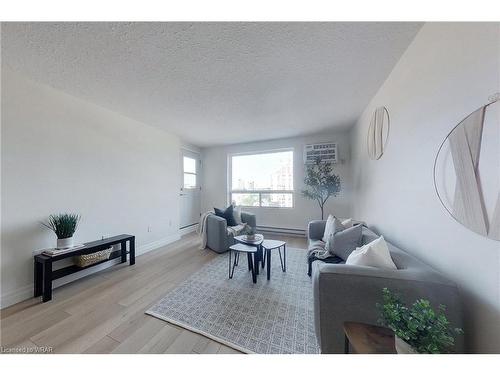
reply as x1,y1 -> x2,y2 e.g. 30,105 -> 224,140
233,234 -> 264,274
261,239 -> 286,280
228,243 -> 258,283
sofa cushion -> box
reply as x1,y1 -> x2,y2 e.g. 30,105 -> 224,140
322,215 -> 334,242
214,205 -> 237,226
322,216 -> 346,243
328,224 -> 363,261
346,236 -> 397,270
360,226 -> 379,245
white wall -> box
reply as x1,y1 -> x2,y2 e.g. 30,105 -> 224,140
1,69 -> 182,307
350,23 -> 500,353
201,132 -> 351,231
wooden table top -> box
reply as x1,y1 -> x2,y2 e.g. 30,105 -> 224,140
343,321 -> 397,354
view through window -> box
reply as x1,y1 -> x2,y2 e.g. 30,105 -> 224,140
183,156 -> 197,189
230,150 -> 293,207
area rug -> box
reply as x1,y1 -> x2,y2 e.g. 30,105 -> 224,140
146,247 -> 320,354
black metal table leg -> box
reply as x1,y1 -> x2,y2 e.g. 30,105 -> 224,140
229,250 -> 238,279
42,259 -> 53,302
34,259 -> 43,297
345,334 -> 350,354
255,246 -> 260,276
129,237 -> 135,265
266,247 -> 271,280
121,241 -> 127,263
248,253 -> 256,284
283,244 -> 286,272
278,246 -> 286,272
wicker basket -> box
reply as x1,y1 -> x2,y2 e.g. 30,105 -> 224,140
75,247 -> 113,268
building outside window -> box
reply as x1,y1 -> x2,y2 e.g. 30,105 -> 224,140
230,150 -> 293,208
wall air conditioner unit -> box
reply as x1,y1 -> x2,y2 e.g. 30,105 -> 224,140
304,142 -> 338,164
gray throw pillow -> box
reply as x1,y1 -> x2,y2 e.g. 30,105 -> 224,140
328,224 -> 363,261
332,218 -> 347,233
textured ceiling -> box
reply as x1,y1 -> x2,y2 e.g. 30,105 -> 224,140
1,22 -> 422,147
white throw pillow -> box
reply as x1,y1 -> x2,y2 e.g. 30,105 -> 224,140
341,218 -> 353,228
322,215 -> 346,242
346,236 -> 397,270
232,205 -> 243,225
322,215 -> 335,242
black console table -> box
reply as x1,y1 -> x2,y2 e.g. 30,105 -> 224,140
34,234 -> 135,302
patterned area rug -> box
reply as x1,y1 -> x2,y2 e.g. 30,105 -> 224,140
146,247 -> 320,354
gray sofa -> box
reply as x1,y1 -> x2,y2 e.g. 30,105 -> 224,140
308,220 -> 464,353
206,211 -> 256,253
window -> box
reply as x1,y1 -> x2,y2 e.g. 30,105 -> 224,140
230,150 -> 293,208
183,156 -> 197,189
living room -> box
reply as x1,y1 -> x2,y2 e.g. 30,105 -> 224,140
1,1 -> 499,373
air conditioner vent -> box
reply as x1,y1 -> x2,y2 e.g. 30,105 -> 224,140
304,143 -> 337,164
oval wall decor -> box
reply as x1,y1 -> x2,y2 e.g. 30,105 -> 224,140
367,106 -> 390,160
434,96 -> 500,240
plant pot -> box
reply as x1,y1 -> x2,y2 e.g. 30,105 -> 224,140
395,336 -> 418,354
57,236 -> 74,249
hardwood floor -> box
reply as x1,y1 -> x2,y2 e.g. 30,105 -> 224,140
0,232 -> 307,354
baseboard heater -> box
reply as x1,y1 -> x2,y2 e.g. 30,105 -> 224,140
179,223 -> 198,230
256,225 -> 306,237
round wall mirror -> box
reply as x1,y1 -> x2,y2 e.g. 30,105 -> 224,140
434,98 -> 500,241
367,106 -> 390,160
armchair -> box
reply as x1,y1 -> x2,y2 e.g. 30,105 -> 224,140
206,211 -> 256,253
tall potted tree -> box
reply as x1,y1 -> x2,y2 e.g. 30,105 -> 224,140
301,158 -> 341,220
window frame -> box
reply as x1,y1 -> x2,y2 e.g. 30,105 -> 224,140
183,155 -> 198,190
228,148 -> 294,209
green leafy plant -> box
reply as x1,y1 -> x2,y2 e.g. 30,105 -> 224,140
301,158 -> 341,220
377,288 -> 463,353
42,213 -> 81,239
243,225 -> 255,236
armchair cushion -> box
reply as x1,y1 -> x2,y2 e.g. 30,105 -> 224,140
214,205 -> 237,226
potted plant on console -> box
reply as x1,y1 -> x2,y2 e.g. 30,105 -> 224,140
42,213 -> 81,249
377,288 -> 463,353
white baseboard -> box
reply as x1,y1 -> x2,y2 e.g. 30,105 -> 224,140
135,233 -> 181,256
0,232 -> 182,309
0,285 -> 34,310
